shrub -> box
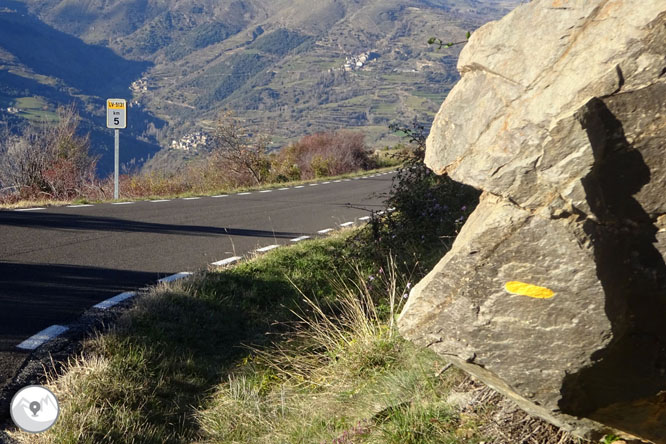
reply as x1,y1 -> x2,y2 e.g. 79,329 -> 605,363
351,120 -> 480,279
272,131 -> 376,180
0,105 -> 97,200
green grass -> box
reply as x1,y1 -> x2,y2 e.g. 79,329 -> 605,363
12,96 -> 58,123
410,90 -> 448,102
8,231 -> 487,444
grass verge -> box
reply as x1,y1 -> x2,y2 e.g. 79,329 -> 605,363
5,232 -> 474,444
8,231 -> 587,444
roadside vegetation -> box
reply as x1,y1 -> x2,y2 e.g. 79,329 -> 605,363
0,110 -> 400,208
7,120 -> 585,444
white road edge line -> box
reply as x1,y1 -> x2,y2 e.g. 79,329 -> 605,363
256,245 -> 280,253
333,180 -> 342,183
212,256 -> 242,267
238,192 -> 252,195
16,325 -> 69,350
343,179 -> 351,182
278,188 -> 289,191
340,222 -> 354,227
15,207 -> 45,211
93,291 -> 137,310
294,186 -> 305,189
149,199 -> 170,203
290,235 -> 310,242
67,204 -> 94,208
112,202 -> 134,205
318,228 -> 334,234
212,195 -> 228,198
322,181 -> 331,184
183,197 -> 201,200
158,272 -> 193,283
359,216 -> 371,221
259,190 -> 273,193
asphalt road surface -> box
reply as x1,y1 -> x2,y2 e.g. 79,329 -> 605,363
0,172 -> 395,391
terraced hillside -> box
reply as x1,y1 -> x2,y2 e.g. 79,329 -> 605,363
0,0 -> 520,172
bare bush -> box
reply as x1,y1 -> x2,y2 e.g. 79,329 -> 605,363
211,111 -> 271,185
272,131 -> 375,180
0,106 -> 97,200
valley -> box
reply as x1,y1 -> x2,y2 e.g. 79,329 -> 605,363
0,0 -> 521,174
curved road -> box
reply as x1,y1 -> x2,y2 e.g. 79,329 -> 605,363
0,172 -> 395,392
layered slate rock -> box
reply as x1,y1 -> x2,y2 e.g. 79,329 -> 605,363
398,1 -> 666,442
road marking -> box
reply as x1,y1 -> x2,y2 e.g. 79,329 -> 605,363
93,291 -> 137,310
16,325 -> 69,350
212,195 -> 228,198
158,272 -> 193,283
149,199 -> 170,203
15,208 -> 45,211
318,228 -> 334,234
359,216 -> 371,221
294,186 -> 305,189
259,190 -> 273,193
353,177 -> 360,180
362,176 -> 369,178
67,204 -> 94,208
212,256 -> 242,267
183,197 -> 201,200
333,180 -> 341,183
291,235 -> 310,242
343,179 -> 351,182
238,192 -> 252,195
112,202 -> 134,205
256,244 -> 280,253
322,181 -> 331,184
309,183 -> 319,186
340,221 -> 354,227
278,188 -> 289,191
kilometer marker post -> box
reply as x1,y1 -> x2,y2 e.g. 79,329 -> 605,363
106,99 -> 127,200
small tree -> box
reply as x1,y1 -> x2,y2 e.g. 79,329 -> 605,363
211,111 -> 271,185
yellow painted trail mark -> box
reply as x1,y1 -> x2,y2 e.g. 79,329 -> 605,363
505,281 -> 555,299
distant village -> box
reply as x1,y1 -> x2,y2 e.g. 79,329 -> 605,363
130,78 -> 149,93
170,131 -> 211,152
342,51 -> 379,71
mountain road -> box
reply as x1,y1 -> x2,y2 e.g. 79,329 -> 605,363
0,172 -> 395,394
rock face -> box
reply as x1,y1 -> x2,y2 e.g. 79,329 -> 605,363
398,1 -> 666,442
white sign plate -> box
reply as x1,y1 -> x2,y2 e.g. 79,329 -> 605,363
106,99 -> 126,129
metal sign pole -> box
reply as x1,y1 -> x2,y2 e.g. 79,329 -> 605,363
114,129 -> 119,200
106,98 -> 126,200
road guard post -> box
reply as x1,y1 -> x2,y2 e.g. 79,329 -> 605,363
106,99 -> 127,199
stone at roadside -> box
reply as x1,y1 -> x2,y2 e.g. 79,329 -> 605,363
399,1 -> 666,442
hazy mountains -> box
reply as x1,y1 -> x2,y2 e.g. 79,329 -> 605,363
0,0 -> 520,174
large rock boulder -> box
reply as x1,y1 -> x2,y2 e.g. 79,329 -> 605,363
398,1 -> 666,442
